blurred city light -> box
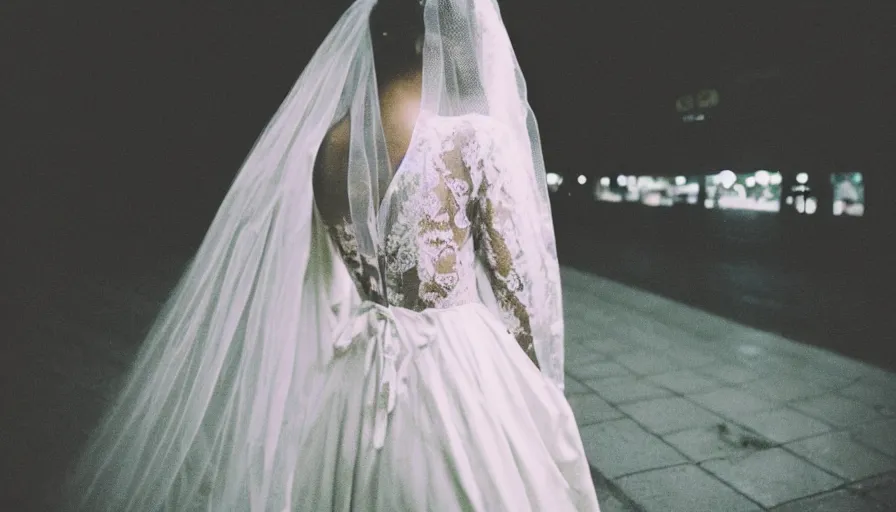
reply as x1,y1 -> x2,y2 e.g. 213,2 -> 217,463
591,169 -> 867,218
546,172 -> 563,192
832,172 -> 865,216
636,177 -> 674,207
718,170 -> 737,189
805,197 -> 817,214
705,169 -> 782,212
577,175 -> 588,185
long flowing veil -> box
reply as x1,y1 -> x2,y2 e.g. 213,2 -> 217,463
64,0 -> 564,510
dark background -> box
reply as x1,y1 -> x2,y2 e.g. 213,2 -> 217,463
4,1 -> 894,365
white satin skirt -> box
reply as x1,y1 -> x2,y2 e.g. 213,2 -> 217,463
290,301 -> 600,511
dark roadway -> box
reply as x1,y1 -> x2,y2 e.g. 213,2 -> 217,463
553,220 -> 894,373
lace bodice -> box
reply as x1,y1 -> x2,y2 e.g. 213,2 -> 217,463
313,113 -> 539,366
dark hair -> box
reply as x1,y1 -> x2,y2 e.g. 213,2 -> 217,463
369,0 -> 425,83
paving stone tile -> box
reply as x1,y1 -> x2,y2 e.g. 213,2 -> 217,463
584,338 -> 636,355
648,369 -> 720,394
765,352 -> 831,377
589,464 -> 636,512
686,316 -> 755,342
688,387 -> 778,418
731,407 -> 833,444
726,352 -> 797,376
579,419 -> 687,479
563,302 -> 614,325
804,352 -> 887,382
565,322 -> 600,340
568,362 -> 633,381
565,350 -> 607,369
739,375 -> 830,402
625,331 -> 674,352
565,327 -> 601,345
701,448 -> 844,508
593,493 -> 638,512
616,464 -> 759,512
862,364 -> 896,385
563,376 -> 593,395
849,471 -> 896,507
697,363 -> 761,385
786,431 -> 896,481
850,419 -> 896,457
794,370 -> 858,391
585,376 -> 673,405
620,397 -> 726,435
567,393 -> 624,426
580,308 -> 620,327
566,339 -> 604,357
614,351 -> 682,376
791,394 -> 884,428
769,488 -> 889,512
635,319 -> 691,342
664,348 -> 720,369
663,424 -> 771,463
839,380 -> 896,414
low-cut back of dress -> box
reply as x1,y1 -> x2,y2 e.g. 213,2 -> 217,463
313,111 -> 540,364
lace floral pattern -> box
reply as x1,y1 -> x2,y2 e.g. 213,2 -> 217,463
327,219 -> 385,304
462,122 -> 539,367
321,114 -> 542,368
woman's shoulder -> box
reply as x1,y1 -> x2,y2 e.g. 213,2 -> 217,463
323,117 -> 351,155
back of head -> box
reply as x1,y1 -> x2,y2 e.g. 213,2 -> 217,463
369,0 -> 425,86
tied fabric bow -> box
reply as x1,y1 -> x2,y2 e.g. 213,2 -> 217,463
332,301 -> 435,449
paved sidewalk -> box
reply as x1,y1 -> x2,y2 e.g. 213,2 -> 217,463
561,267 -> 896,511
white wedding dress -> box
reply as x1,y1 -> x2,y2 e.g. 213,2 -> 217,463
65,2 -> 602,510
298,112 -> 600,511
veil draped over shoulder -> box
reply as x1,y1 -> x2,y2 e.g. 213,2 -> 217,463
66,1 -> 565,510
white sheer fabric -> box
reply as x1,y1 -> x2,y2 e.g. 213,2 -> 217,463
64,0 -> 598,510
325,114 -> 546,364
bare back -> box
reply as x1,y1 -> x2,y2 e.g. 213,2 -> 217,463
312,72 -> 422,225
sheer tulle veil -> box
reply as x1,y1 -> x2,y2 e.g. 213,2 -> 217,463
64,0 -> 564,509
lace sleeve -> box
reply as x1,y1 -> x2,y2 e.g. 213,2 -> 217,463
414,134 -> 477,310
469,135 -> 540,369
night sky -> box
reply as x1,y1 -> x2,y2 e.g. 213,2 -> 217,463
4,1 -> 890,252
